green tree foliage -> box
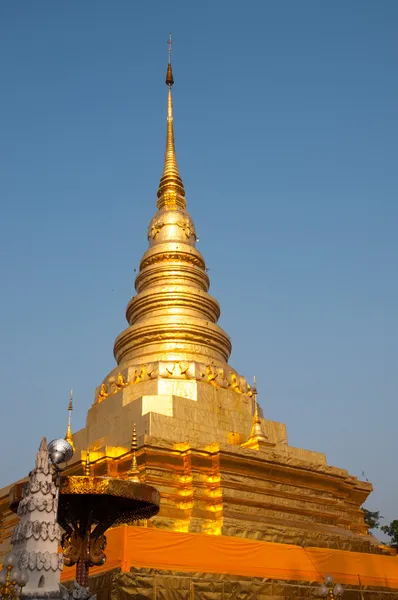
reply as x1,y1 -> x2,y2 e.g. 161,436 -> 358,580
381,520 -> 398,548
361,508 -> 383,531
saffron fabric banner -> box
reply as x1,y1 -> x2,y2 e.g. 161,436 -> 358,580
62,526 -> 398,589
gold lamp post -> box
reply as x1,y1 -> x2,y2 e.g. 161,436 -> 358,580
318,574 -> 344,598
0,553 -> 29,599
58,472 -> 160,586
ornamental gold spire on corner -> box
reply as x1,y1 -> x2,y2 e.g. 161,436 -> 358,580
84,449 -> 91,476
127,424 -> 140,482
65,389 -> 75,451
249,401 -> 268,444
249,377 -> 267,442
241,378 -> 272,450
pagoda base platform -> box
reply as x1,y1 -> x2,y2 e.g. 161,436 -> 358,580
67,383 -> 376,552
76,570 -> 398,600
61,527 -> 398,599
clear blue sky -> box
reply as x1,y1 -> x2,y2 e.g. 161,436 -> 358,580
0,2 -> 397,532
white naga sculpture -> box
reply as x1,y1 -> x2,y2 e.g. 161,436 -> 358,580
11,437 -> 63,595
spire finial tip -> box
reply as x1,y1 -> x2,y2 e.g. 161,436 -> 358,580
168,33 -> 172,64
166,34 -> 174,86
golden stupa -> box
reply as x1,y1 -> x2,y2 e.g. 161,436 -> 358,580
1,45 -> 398,599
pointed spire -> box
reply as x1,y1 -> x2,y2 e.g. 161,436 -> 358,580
131,422 -> 138,452
84,449 -> 91,476
157,34 -> 186,208
245,377 -> 268,447
39,437 -> 48,452
36,437 -> 49,472
166,32 -> 174,86
127,424 -> 140,482
65,389 -> 75,451
113,37 -> 232,373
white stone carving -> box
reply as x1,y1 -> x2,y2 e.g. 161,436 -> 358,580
10,437 -> 63,595
60,581 -> 96,600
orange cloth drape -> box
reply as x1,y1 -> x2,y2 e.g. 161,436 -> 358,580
61,526 -> 398,589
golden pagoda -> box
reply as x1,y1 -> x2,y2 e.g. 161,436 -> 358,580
1,41 -> 398,599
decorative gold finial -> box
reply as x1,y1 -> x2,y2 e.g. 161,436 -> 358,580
166,33 -> 174,86
168,33 -> 172,64
65,389 -> 75,451
127,424 -> 140,482
131,423 -> 138,452
157,34 -> 185,205
84,449 -> 91,476
248,377 -> 268,443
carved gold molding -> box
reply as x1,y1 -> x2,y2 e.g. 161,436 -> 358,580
95,360 -> 253,404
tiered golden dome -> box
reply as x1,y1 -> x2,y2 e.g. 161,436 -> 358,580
113,60 -> 232,369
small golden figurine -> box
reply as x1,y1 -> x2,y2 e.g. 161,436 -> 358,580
97,383 -> 108,403
229,372 -> 241,393
206,365 -> 218,385
116,372 -> 126,390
